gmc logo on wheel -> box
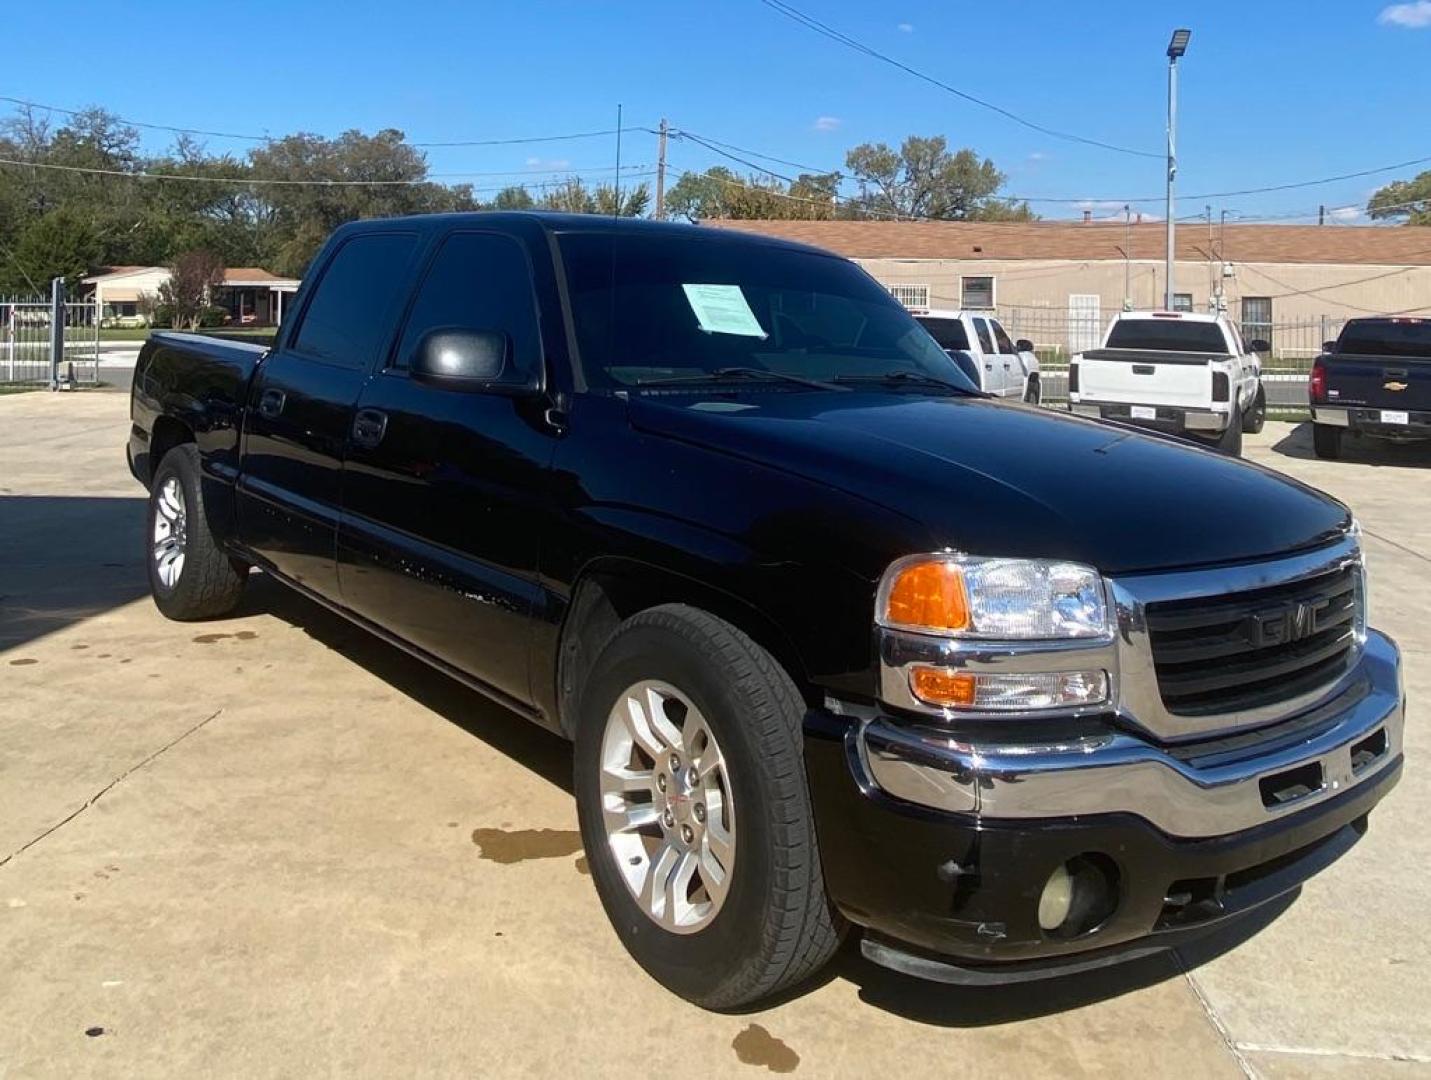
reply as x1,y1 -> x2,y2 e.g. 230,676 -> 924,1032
1248,599 -> 1329,647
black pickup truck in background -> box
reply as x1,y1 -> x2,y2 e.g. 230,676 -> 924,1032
1310,316 -> 1431,458
128,212 -> 1404,1009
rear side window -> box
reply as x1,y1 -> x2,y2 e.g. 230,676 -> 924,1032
1105,319 -> 1227,353
392,232 -> 542,374
292,233 -> 420,369
1337,319 -> 1431,358
973,318 -> 996,354
916,316 -> 970,351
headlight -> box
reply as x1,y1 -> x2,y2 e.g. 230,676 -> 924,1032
877,554 -> 1110,639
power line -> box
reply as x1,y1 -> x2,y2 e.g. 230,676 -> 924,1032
0,155 -> 655,190
758,0 -> 1161,159
0,94 -> 636,149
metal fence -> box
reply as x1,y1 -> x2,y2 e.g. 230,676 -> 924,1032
2,297 -> 102,386
993,306 -> 1345,415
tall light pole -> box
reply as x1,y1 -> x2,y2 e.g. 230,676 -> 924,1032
1165,28 -> 1191,311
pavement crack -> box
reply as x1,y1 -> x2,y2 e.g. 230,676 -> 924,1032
1234,1043 -> 1431,1065
1363,526 -> 1431,566
1174,952 -> 1256,1079
0,707 -> 223,871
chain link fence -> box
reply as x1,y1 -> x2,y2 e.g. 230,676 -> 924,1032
993,305 -> 1344,415
2,296 -> 102,387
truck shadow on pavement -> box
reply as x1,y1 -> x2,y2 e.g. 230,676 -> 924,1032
239,573 -> 575,796
0,495 -> 150,652
1273,422 -> 1431,468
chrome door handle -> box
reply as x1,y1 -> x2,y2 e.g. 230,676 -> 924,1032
351,409 -> 388,449
258,388 -> 286,419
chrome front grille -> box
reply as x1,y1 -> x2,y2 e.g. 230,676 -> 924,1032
1145,564 -> 1359,716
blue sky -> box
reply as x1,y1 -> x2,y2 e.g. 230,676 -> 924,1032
4,0 -> 1429,222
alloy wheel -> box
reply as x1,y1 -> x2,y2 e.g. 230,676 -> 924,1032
599,679 -> 736,934
152,476 -> 187,588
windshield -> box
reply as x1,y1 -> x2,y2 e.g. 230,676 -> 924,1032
557,231 -> 975,390
1337,319 -> 1431,358
1104,319 -> 1228,353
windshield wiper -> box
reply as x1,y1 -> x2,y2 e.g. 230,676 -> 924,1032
833,371 -> 983,395
636,367 -> 847,391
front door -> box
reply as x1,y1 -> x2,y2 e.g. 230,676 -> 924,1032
972,317 -> 1004,394
337,230 -> 560,707
238,230 -> 422,600
990,318 -> 1023,398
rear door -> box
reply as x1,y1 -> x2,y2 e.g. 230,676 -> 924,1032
238,230 -> 422,599
972,317 -> 1004,394
337,229 -> 560,707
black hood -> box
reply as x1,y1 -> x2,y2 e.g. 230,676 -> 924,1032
628,392 -> 1350,576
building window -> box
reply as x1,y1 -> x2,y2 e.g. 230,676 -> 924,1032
961,276 -> 995,310
887,284 -> 930,311
1173,292 -> 1193,312
1242,296 -> 1272,349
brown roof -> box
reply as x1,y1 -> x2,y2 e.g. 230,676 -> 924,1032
221,268 -> 290,284
706,220 -> 1431,267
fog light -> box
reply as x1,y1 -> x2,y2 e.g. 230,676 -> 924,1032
1038,863 -> 1075,931
908,667 -> 1108,711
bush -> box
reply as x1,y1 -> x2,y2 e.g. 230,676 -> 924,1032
198,306 -> 231,328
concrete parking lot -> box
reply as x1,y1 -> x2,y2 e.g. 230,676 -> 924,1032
1,390 -> 1426,1079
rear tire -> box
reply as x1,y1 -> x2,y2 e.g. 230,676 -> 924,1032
1312,423 -> 1342,460
574,604 -> 842,1009
147,444 -> 247,621
1242,385 -> 1267,434
1214,407 -> 1244,456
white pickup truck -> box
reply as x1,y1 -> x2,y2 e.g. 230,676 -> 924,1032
914,309 -> 1042,403
1068,311 -> 1267,455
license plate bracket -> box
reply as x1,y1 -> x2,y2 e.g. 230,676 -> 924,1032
1130,405 -> 1158,421
1381,409 -> 1410,425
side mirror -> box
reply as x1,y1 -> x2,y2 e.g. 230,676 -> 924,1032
1323,340 -> 1338,354
1015,339 -> 1035,353
410,328 -> 538,394
1247,338 -> 1271,354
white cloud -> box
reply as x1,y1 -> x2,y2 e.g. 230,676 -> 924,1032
812,116 -> 841,132
1328,205 -> 1363,222
1379,1 -> 1431,27
896,22 -> 913,32
524,156 -> 570,170
1028,151 -> 1047,162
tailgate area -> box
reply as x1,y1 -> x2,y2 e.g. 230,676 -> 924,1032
1077,353 -> 1214,408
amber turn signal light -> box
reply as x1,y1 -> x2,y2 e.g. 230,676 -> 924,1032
881,559 -> 970,632
908,667 -> 977,707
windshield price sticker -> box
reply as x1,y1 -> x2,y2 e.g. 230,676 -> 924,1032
682,284 -> 768,339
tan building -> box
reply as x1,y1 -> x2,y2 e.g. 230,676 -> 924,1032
82,266 -> 301,327
709,220 -> 1431,361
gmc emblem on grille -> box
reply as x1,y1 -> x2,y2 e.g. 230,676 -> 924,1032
1247,599 -> 1328,647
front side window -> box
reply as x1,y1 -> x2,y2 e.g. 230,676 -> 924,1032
292,232 -> 420,369
961,276 -> 995,310
392,232 -> 542,375
973,318 -> 996,354
991,320 -> 1017,355
556,232 -> 974,390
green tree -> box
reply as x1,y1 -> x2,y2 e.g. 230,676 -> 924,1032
845,135 -> 1033,221
492,185 -> 535,210
538,177 -> 650,216
1368,172 -> 1431,225
0,209 -> 102,294
663,167 -> 841,221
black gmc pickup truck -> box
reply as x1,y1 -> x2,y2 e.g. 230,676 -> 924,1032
1310,316 -> 1431,458
129,213 -> 1404,1009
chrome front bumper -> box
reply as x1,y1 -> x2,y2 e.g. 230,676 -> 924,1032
854,628 -> 1403,839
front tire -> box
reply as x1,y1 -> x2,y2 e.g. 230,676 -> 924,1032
574,604 -> 842,1009
1242,385 -> 1267,434
1312,423 -> 1342,460
147,444 -> 246,620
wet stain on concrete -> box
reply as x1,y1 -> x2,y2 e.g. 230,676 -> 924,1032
120,658 -> 132,664
97,653 -> 111,659
84,1027 -> 105,1038
732,1025 -> 799,1073
471,827 -> 582,864
192,630 -> 258,645
574,855 -> 590,876
70,644 -> 89,651
8,658 -> 38,666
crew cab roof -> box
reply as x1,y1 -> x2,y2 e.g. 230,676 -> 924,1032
328,211 -> 839,259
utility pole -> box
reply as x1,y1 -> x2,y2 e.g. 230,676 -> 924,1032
1165,29 -> 1191,311
1319,204 -> 1326,226
1123,205 -> 1132,310
655,118 -> 669,220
